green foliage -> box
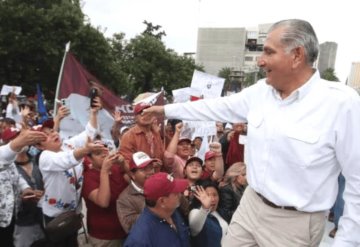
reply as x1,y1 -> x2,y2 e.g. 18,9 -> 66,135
0,2 -> 202,102
218,67 -> 232,92
243,69 -> 265,88
321,68 -> 339,82
0,0 -> 84,96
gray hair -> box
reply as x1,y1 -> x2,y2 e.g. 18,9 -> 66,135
269,19 -> 319,66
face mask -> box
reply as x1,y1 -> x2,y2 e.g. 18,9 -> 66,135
27,146 -> 40,157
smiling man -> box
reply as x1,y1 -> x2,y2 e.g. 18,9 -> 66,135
145,19 -> 360,246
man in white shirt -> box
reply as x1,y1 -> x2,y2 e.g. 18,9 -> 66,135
144,19 -> 360,246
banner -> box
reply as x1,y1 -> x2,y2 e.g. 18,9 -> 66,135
55,49 -> 130,141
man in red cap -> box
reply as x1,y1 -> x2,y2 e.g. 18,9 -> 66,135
116,151 -> 156,233
119,102 -> 164,173
124,172 -> 190,247
200,144 -> 224,182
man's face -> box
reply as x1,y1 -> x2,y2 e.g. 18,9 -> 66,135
257,27 -> 295,91
216,122 -> 224,133
177,140 -> 191,158
163,192 -> 181,211
204,157 -> 216,172
136,111 -> 154,126
132,163 -> 155,187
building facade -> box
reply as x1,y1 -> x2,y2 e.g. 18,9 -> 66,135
348,62 -> 360,92
316,42 -> 338,75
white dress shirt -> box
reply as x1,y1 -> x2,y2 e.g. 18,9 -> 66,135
165,71 -> 360,246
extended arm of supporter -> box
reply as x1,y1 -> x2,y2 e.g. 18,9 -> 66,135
210,142 -> 224,181
189,186 -> 212,236
53,105 -> 70,132
163,122 -> 182,172
189,207 -> 210,236
333,95 -> 360,246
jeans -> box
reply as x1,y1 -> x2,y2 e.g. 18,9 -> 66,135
333,173 -> 345,228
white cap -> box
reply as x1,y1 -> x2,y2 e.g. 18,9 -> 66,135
120,126 -> 130,135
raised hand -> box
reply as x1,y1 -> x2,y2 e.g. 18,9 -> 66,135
193,185 -> 211,210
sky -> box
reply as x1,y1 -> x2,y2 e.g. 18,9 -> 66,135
82,0 -> 360,82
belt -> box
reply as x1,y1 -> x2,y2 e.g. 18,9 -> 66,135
256,192 -> 297,211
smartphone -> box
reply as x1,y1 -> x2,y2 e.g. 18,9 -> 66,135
89,88 -> 98,108
56,99 -> 66,106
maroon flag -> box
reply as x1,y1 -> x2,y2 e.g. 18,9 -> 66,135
55,51 -> 131,141
58,52 -> 129,112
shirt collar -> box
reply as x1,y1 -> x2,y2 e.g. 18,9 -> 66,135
271,69 -> 319,103
131,180 -> 144,194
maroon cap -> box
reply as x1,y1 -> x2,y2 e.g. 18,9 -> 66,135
133,103 -> 151,115
129,151 -> 156,170
41,119 -> 54,129
185,156 -> 203,167
1,127 -> 20,143
144,172 -> 188,201
205,151 -> 217,160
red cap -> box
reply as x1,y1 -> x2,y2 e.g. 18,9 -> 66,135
205,151 -> 216,160
129,151 -> 156,170
144,172 -> 188,201
178,138 -> 191,144
1,127 -> 20,143
31,119 -> 54,132
41,119 -> 54,129
133,103 -> 151,115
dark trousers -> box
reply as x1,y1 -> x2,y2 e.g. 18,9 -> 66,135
0,216 -> 15,247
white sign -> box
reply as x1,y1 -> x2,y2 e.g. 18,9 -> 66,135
190,70 -> 225,99
1,85 -> 22,96
172,87 -> 201,103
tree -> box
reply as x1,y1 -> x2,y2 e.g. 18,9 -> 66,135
118,21 -> 203,100
218,67 -> 232,93
321,68 -> 339,82
0,0 -> 84,97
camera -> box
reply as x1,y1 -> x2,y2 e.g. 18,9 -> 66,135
89,88 -> 98,108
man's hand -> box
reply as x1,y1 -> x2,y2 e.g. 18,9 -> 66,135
142,105 -> 165,116
10,129 -> 47,152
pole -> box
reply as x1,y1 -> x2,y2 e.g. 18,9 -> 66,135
53,41 -> 70,116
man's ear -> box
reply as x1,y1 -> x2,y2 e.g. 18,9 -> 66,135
291,46 -> 305,69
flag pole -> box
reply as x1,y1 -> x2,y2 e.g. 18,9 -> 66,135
53,41 -> 71,116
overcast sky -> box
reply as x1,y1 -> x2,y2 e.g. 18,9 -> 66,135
82,0 -> 360,82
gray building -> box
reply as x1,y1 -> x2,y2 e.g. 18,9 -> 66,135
317,42 -> 338,74
195,24 -> 272,77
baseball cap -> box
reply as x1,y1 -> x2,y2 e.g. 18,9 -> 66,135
120,126 -> 130,135
185,156 -> 203,167
1,127 -> 20,143
178,138 -> 191,145
129,151 -> 156,170
32,119 -> 54,132
205,151 -> 217,161
144,172 -> 188,201
133,103 -> 151,115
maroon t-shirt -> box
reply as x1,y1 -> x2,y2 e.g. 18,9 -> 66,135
82,164 -> 128,239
